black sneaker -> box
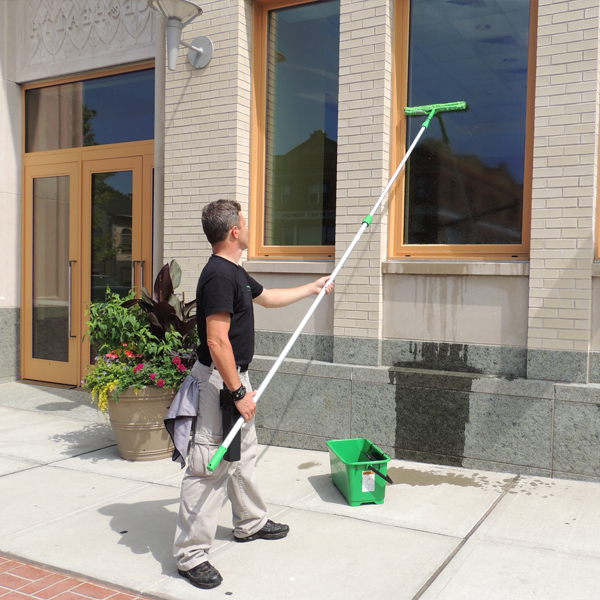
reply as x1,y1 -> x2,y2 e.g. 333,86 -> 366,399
178,561 -> 223,589
234,519 -> 290,542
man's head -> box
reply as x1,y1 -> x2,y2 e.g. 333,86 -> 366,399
201,199 -> 243,246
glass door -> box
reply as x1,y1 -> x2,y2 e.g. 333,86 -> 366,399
80,156 -> 148,374
22,163 -> 80,384
22,152 -> 153,386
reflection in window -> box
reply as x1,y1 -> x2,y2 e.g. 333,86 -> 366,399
405,1 -> 530,245
32,176 -> 70,362
26,69 -> 154,153
264,0 -> 339,247
91,171 -> 133,302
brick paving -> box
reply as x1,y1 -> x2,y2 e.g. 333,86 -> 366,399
0,555 -> 152,600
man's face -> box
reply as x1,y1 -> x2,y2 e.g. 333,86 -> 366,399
235,213 -> 249,251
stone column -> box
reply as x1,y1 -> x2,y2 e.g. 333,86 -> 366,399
0,0 -> 22,381
333,0 -> 393,366
527,0 -> 600,383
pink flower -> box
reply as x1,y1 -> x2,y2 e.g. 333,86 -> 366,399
125,351 -> 135,358
149,373 -> 156,380
133,364 -> 144,374
156,379 -> 165,387
105,353 -> 117,359
172,356 -> 181,365
177,364 -> 186,372
123,343 -> 128,347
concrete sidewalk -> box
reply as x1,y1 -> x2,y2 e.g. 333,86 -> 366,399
1,381 -> 600,600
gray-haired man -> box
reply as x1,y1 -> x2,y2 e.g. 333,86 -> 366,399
173,199 -> 333,589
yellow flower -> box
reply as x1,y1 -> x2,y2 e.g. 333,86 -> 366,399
93,380 -> 119,413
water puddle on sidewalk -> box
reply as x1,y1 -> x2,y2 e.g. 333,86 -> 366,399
298,461 -> 321,469
386,466 -> 482,488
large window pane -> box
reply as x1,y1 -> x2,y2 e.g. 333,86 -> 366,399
264,0 -> 339,247
26,69 -> 154,152
32,176 -> 70,361
405,1 -> 530,245
91,171 -> 133,302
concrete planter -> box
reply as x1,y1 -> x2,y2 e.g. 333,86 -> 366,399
107,386 -> 175,461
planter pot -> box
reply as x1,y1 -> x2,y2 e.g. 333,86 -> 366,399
107,386 -> 175,461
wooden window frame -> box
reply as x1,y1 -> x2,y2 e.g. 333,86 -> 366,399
22,61 -> 155,155
249,0 -> 336,259
388,1 -> 537,260
21,61 -> 154,93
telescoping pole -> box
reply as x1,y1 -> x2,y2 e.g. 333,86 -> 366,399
207,101 -> 467,472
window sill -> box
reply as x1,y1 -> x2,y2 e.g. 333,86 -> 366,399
382,260 -> 530,277
243,259 -> 335,275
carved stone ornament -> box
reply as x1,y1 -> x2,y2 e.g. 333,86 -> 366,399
28,0 -> 155,67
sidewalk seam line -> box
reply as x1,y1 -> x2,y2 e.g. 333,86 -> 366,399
409,474 -> 521,600
284,503 -> 462,540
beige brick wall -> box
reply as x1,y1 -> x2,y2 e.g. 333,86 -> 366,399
163,0 -> 252,295
334,0 -> 393,340
528,0 -> 600,351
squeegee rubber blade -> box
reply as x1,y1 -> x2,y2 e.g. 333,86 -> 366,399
404,101 -> 467,116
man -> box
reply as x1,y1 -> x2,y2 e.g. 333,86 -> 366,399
173,199 -> 333,589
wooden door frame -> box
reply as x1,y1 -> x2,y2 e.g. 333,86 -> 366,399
21,161 -> 81,384
21,141 -> 154,386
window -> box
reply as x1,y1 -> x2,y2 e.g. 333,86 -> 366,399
25,69 -> 155,153
390,0 -> 536,258
251,0 -> 339,258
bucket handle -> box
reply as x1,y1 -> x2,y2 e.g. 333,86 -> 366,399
361,451 -> 393,484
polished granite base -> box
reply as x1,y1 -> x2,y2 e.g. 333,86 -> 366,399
0,307 -> 19,382
250,353 -> 600,481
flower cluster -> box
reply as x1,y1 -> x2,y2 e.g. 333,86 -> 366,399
82,336 -> 194,413
82,284 -> 197,413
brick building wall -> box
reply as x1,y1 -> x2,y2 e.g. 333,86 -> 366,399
159,0 -> 600,479
163,0 -> 253,293
528,0 -> 600,382
333,0 -> 393,365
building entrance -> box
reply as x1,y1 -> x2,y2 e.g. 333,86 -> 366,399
21,66 -> 155,386
22,143 -> 154,385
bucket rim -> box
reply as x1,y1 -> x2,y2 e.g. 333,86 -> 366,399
326,437 -> 390,465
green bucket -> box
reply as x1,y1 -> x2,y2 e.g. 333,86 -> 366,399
326,438 -> 391,507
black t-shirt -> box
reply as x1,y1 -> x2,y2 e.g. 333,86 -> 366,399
196,255 -> 263,366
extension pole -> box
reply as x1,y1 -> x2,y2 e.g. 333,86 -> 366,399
207,101 -> 467,471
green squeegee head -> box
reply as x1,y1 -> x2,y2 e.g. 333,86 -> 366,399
404,101 -> 467,117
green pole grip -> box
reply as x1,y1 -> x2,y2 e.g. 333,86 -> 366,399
207,445 -> 227,472
422,108 -> 436,129
362,215 -> 372,226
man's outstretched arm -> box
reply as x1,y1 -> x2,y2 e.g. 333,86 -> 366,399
253,276 -> 333,309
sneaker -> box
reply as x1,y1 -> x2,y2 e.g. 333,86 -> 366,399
234,519 -> 290,542
178,562 -> 222,589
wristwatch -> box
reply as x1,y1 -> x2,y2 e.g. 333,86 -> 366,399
230,384 -> 247,402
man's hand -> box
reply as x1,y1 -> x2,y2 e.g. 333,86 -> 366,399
235,391 -> 257,422
313,276 -> 334,295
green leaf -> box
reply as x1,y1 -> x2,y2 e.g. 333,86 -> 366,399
169,259 -> 182,290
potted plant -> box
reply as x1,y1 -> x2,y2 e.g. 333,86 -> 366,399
83,260 -> 197,461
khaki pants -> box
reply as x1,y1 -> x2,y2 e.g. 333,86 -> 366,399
173,362 -> 268,570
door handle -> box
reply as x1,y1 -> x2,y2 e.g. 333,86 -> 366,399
131,260 -> 141,293
68,260 -> 76,338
